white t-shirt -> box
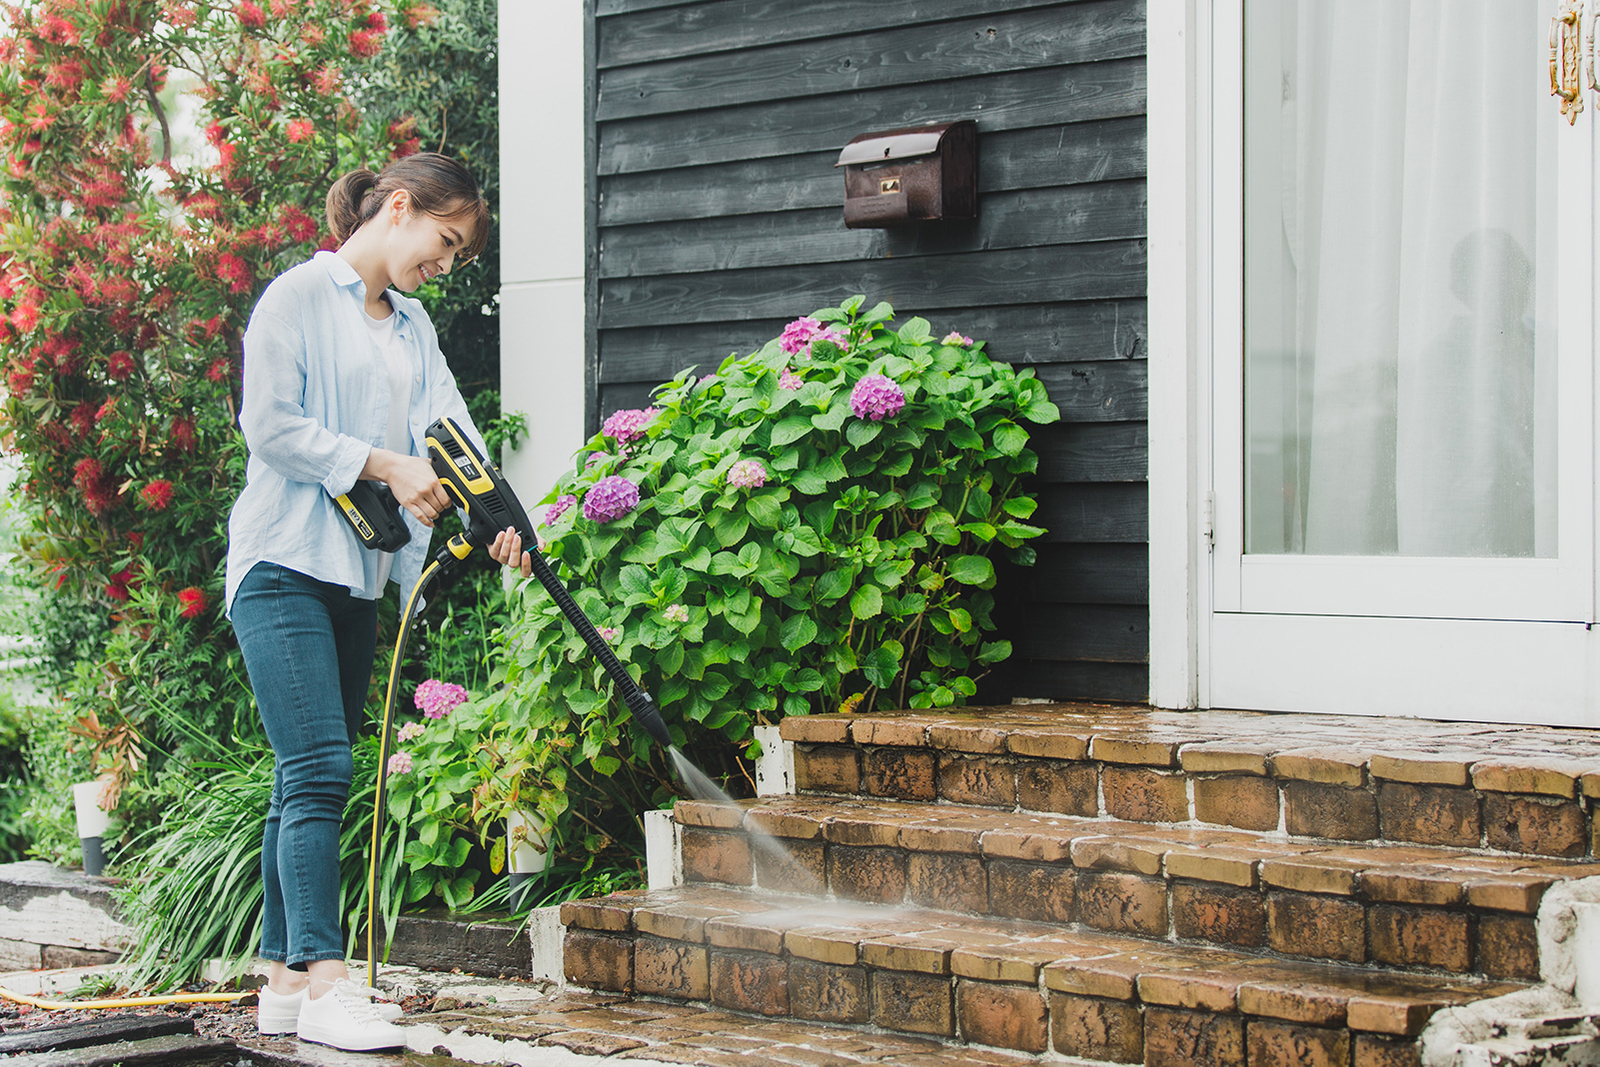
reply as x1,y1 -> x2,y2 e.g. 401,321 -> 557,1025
364,304 -> 412,589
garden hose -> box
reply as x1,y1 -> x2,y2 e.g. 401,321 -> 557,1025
0,986 -> 252,1010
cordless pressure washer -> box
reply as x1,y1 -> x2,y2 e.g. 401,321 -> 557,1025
345,416 -> 672,988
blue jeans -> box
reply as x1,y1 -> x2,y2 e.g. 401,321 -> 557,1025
231,562 -> 378,968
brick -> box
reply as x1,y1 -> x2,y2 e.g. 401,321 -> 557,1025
1267,892 -> 1366,963
1143,1006 -> 1245,1067
1248,1021 -> 1350,1067
987,860 -> 1076,924
980,826 -> 1078,864
929,722 -> 1010,754
1463,873 -> 1554,914
861,936 -> 952,975
1377,782 -> 1481,848
900,817 -> 986,854
633,937 -> 708,999
957,980 -> 1048,1053
1007,727 -> 1090,760
1136,968 -> 1243,1013
1071,835 -> 1165,877
952,942 -> 1070,985
1179,742 -> 1274,776
1103,765 -> 1189,823
1193,775 -> 1279,831
1360,867 -> 1464,907
1347,996 -> 1446,1037
862,747 -> 936,801
785,927 -> 861,966
709,950 -> 789,1016
1272,747 -> 1368,787
1078,872 -> 1168,937
782,716 -> 851,744
794,745 -> 861,794
1017,760 -> 1098,816
1043,954 -> 1150,1001
1476,913 -> 1539,980
561,896 -> 635,932
1166,848 -> 1260,888
1237,982 -> 1348,1026
754,837 -> 825,894
1049,993 -> 1144,1063
40,945 -> 119,968
681,829 -> 754,886
788,959 -> 868,1024
1172,882 -> 1267,948
1285,780 -> 1379,840
827,846 -> 908,904
705,914 -> 787,955
745,805 -> 825,840
675,800 -> 746,829
1261,856 -> 1366,896
1368,905 -> 1471,971
564,931 -> 633,992
1483,793 -> 1587,857
1584,771 -> 1600,799
825,810 -> 901,847
871,970 -> 954,1037
937,755 -> 1017,807
1369,753 -> 1472,787
1471,759 -> 1584,797
850,717 -> 927,746
907,852 -> 987,913
1354,1034 -> 1423,1067
1091,735 -> 1180,767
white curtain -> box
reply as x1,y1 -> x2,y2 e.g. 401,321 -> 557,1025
1249,0 -> 1554,557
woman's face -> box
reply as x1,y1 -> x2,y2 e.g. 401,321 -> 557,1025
384,193 -> 476,292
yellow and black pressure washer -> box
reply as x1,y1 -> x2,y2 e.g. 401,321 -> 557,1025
351,416 -> 672,987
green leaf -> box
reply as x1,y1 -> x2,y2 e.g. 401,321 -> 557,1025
592,754 -> 622,775
993,419 -> 1028,456
861,642 -> 902,688
771,415 -> 813,447
1002,496 -> 1038,519
813,568 -> 852,604
780,613 -> 818,652
947,608 -> 973,633
714,511 -> 749,546
811,405 -> 848,432
949,421 -> 982,450
846,419 -> 883,447
850,584 -> 883,620
791,468 -> 828,494
977,640 -> 1013,664
746,492 -> 783,528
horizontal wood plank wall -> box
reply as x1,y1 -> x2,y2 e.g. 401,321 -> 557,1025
591,0 -> 1148,703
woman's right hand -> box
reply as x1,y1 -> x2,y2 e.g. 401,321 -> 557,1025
362,449 -> 452,527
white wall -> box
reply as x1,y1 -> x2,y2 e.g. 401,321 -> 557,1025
498,1 -> 587,509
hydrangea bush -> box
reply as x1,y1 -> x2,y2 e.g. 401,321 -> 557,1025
455,297 -> 1057,850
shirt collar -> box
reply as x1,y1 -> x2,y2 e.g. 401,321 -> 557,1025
314,250 -> 413,329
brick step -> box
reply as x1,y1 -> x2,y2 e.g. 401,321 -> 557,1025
780,706 -> 1600,859
673,794 -> 1600,980
562,884 -> 1530,1064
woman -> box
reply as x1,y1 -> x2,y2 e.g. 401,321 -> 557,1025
225,153 -> 531,1052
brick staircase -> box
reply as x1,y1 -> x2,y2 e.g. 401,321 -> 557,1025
561,706 -> 1600,1065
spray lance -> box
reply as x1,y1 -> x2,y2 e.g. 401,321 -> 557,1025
342,416 -> 672,987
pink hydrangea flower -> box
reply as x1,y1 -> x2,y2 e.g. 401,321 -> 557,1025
544,494 -> 576,525
601,407 -> 659,445
414,679 -> 467,720
583,476 -> 640,523
727,459 -> 768,490
596,626 -> 620,642
779,367 -> 803,390
663,603 -> 689,624
850,374 -> 906,421
397,722 -> 424,743
941,332 -> 973,347
778,317 -> 846,358
386,752 -> 413,776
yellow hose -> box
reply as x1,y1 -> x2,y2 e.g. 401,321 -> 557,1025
0,985 -> 252,1010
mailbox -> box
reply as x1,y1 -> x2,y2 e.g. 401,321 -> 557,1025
835,120 -> 977,229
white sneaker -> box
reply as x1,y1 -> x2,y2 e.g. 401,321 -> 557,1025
296,977 -> 408,1051
258,983 -> 403,1035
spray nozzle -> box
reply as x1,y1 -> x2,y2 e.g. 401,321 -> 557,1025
625,689 -> 673,748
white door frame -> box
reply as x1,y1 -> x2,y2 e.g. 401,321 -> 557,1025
1147,0 -> 1600,726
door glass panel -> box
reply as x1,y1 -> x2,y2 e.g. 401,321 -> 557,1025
1244,0 -> 1557,557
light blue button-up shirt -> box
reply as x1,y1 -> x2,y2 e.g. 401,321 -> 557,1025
225,251 -> 485,615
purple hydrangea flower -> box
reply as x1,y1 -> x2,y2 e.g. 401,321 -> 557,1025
601,407 -> 659,445
386,752 -> 413,775
596,626 -> 620,642
779,367 -> 803,390
941,332 -> 974,347
415,679 -> 467,720
663,603 -> 689,623
397,722 -> 424,743
779,317 -> 822,355
727,459 -> 768,489
849,374 -> 906,421
544,494 -> 577,526
583,475 -> 640,523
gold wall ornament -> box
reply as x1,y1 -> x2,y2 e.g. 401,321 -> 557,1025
1552,0 -> 1585,124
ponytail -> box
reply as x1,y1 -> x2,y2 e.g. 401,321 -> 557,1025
323,153 -> 490,260
325,168 -> 384,245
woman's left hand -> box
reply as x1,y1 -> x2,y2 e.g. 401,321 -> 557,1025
488,527 -> 534,578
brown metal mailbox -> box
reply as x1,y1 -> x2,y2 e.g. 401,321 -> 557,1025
835,120 -> 977,228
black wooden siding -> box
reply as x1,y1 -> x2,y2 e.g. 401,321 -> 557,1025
586,0 -> 1149,703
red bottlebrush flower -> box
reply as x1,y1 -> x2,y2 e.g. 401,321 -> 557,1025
216,141 -> 239,174
101,75 -> 132,102
348,29 -> 380,56
205,315 -> 226,340
391,138 -> 419,159
163,2 -> 198,28
149,287 -> 177,313
312,62 -> 340,94
317,233 -> 340,252
206,357 -> 233,383
44,61 -> 84,94
0,272 -> 14,301
0,320 -> 13,345
108,308 -> 136,333
27,101 -> 54,132
107,351 -> 135,380
73,458 -> 103,486
286,119 -> 313,143
405,4 -> 440,28
105,572 -> 131,602
96,397 -> 118,423
10,303 -> 39,332
302,24 -> 327,47
366,10 -> 387,31
237,1 -> 266,29
69,403 -> 97,437
177,586 -> 207,618
204,120 -> 227,146
128,531 -> 145,550
140,479 -> 174,511
135,322 -> 159,349
271,0 -> 296,16
171,417 -> 196,452
40,16 -> 78,45
282,205 -> 317,241
75,457 -> 118,515
185,192 -> 220,217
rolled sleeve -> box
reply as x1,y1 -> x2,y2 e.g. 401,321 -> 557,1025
241,305 -> 373,493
